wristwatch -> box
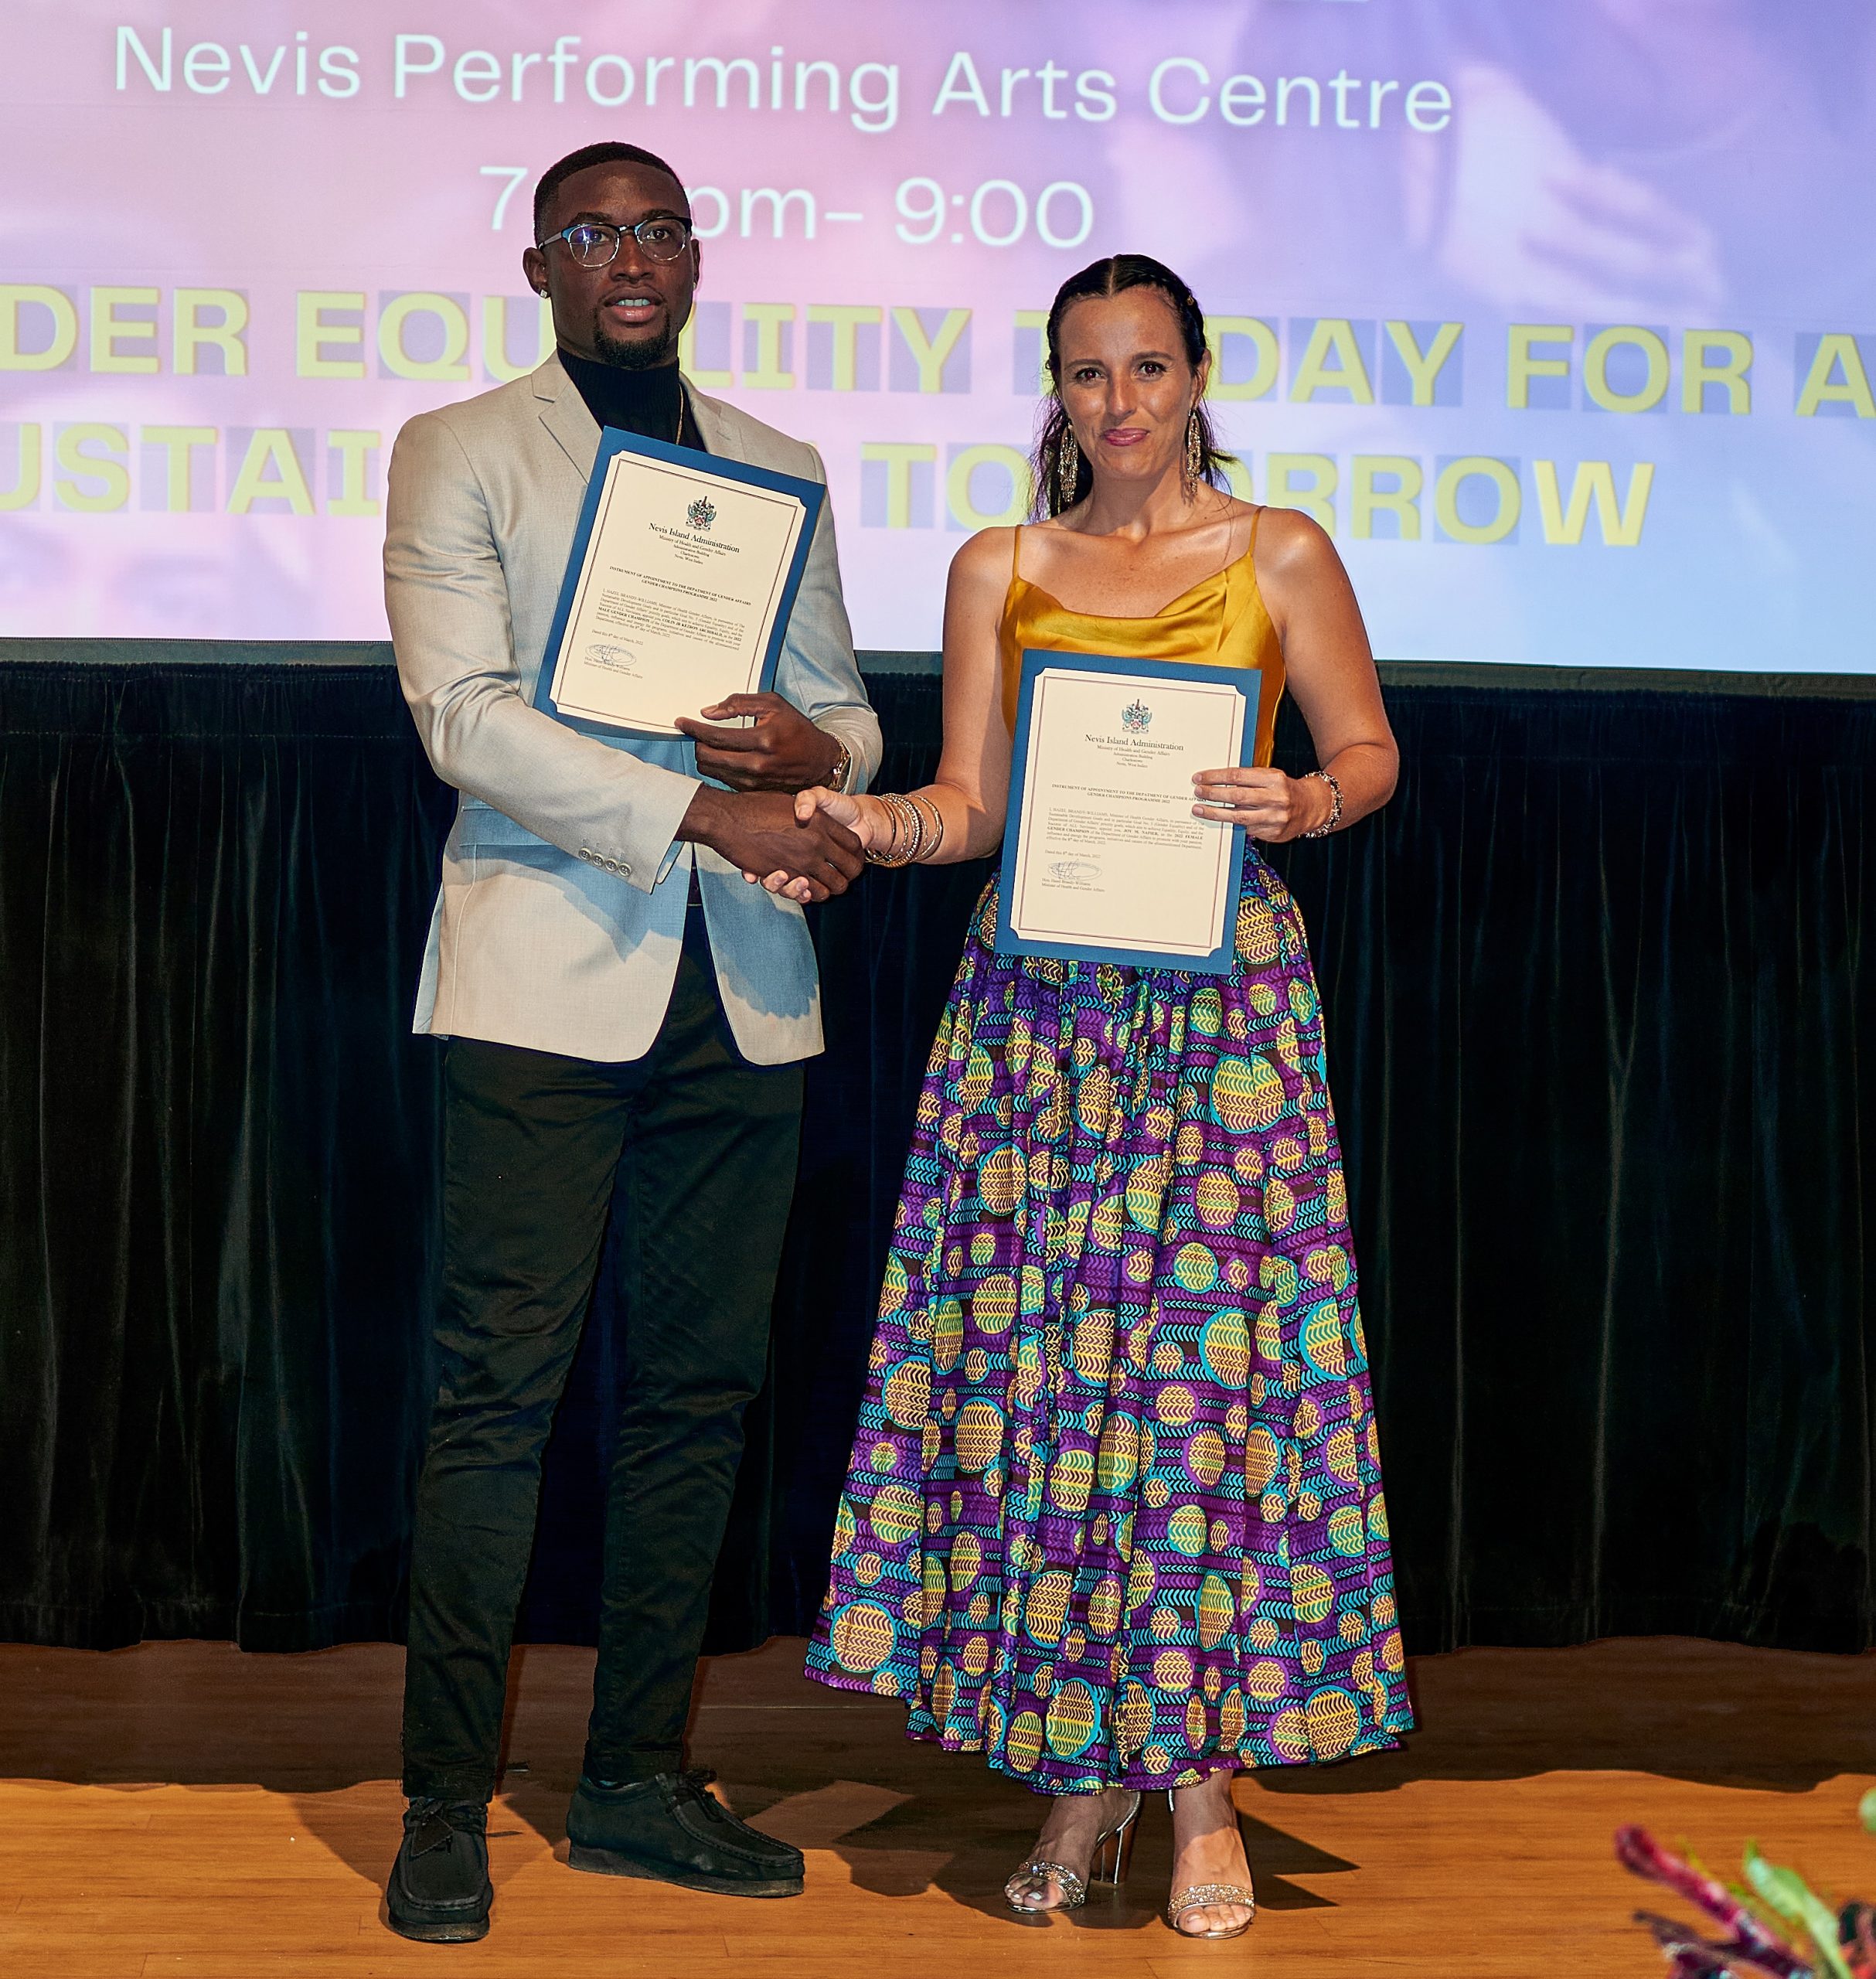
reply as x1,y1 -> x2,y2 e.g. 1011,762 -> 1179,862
825,736 -> 853,793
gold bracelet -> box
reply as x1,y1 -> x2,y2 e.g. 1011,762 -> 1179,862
907,791 -> 946,862
864,795 -> 904,867
864,792 -> 920,867
865,790 -> 951,867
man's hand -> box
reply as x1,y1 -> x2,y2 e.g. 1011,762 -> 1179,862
677,785 -> 863,901
674,693 -> 843,792
755,788 -> 888,904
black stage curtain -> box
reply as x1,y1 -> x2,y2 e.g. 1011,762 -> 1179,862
1,649 -> 1871,1659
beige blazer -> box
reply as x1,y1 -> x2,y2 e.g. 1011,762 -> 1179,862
383,354 -> 882,1064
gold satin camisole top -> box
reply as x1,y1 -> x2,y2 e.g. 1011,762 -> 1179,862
997,509 -> 1286,767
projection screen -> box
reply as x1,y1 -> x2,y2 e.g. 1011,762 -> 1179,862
3,1 -> 1873,669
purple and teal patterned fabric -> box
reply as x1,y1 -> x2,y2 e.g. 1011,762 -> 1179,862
805,850 -> 1414,1792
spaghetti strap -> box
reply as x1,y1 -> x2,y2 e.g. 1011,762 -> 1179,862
1210,506 -> 1258,586
1214,507 -> 1262,652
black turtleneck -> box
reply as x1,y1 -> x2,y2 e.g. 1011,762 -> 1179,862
559,349 -> 701,451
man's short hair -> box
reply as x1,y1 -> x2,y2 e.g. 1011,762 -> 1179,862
533,143 -> 686,241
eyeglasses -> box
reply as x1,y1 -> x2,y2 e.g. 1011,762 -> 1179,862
536,216 -> 694,267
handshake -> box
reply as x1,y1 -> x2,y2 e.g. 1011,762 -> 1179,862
672,691 -> 869,903
681,784 -> 865,902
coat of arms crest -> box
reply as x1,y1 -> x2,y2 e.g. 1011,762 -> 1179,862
1121,697 -> 1152,734
686,496 -> 717,530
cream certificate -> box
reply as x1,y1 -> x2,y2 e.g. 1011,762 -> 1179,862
543,449 -> 809,736
1004,662 -> 1249,962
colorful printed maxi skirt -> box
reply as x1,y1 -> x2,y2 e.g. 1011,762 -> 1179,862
805,849 -> 1414,1793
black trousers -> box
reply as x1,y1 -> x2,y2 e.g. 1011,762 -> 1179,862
400,911 -> 804,1801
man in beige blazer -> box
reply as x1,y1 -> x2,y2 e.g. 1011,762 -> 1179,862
381,141 -> 881,1942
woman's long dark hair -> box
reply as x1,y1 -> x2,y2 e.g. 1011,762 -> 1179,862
1030,254 -> 1235,519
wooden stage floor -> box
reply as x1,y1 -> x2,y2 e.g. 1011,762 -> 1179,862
2,1636 -> 1871,1976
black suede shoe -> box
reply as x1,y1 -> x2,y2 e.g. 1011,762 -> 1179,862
566,1769 -> 804,1897
385,1797 -> 493,1942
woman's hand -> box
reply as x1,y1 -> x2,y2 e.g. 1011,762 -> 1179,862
744,788 -> 887,901
1190,766 -> 1333,843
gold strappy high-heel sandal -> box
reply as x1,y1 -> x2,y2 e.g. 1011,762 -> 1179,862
1162,1789 -> 1256,1940
1004,1788 -> 1142,1913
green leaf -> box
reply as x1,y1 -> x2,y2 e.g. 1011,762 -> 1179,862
1744,1843 -> 1853,1979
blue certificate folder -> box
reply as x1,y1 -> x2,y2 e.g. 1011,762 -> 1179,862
993,649 -> 1258,976
531,424 -> 824,741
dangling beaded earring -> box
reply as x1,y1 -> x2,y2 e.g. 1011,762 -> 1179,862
1056,425 -> 1081,511
1184,408 -> 1205,490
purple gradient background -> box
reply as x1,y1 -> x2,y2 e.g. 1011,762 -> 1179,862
2,0 -> 1872,666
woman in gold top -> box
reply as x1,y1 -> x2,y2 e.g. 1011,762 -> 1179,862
791,256 -> 1410,1938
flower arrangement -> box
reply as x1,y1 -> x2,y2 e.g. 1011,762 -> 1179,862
1617,1791 -> 1876,1977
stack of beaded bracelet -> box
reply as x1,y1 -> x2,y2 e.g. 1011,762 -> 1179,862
1300,768 -> 1343,838
863,790 -> 947,867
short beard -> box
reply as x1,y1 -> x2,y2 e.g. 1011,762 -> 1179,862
591,317 -> 679,370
